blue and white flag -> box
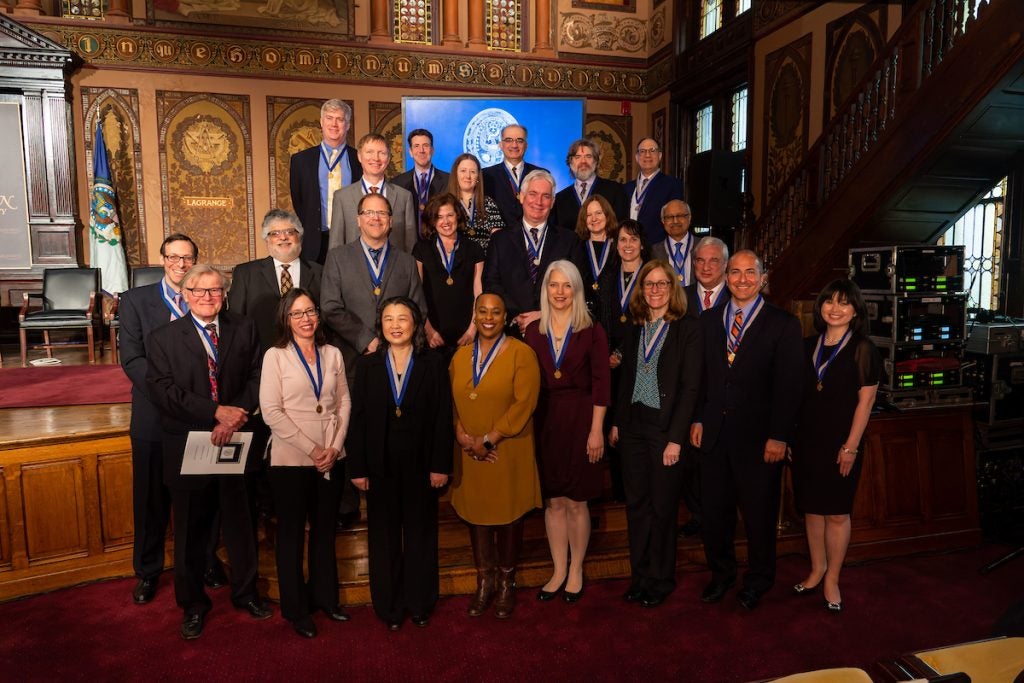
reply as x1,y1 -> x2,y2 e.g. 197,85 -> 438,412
89,120 -> 129,295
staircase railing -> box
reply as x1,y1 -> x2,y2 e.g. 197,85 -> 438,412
753,0 -> 993,268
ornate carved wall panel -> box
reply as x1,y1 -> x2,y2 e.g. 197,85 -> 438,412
157,91 -> 255,266
20,460 -> 88,562
560,6 -> 665,56
584,113 -> 631,183
370,101 -> 403,178
147,0 -> 354,39
762,34 -> 811,206
571,0 -> 635,12
267,97 -> 329,213
81,87 -> 147,267
824,6 -> 885,124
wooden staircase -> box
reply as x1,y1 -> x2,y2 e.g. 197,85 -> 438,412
753,0 -> 1024,304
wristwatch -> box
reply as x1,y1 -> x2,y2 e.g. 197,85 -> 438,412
483,436 -> 496,452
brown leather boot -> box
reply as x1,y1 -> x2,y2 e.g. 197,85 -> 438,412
493,567 -> 517,619
493,519 -> 524,619
467,524 -> 496,617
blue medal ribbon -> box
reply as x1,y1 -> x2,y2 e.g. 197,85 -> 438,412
667,235 -> 692,284
524,226 -> 547,266
472,334 -> 505,388
547,325 -> 573,379
503,164 -> 522,195
161,279 -> 187,319
360,240 -> 389,295
617,267 -> 639,321
385,348 -> 414,417
415,167 -> 434,208
361,179 -> 386,198
813,329 -> 852,389
586,240 -> 610,284
190,315 -> 219,365
642,318 -> 669,367
724,295 -> 765,362
574,181 -> 595,207
464,197 -> 476,230
320,144 -> 346,174
436,235 -> 458,283
291,341 -> 323,404
633,174 -> 654,209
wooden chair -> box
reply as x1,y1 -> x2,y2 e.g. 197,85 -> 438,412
107,266 -> 164,364
19,268 -> 100,367
879,636 -> 1022,682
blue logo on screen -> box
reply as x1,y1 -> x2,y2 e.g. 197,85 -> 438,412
463,108 -> 519,166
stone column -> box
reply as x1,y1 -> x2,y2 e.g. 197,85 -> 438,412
533,0 -> 554,56
467,0 -> 485,48
369,0 -> 391,44
442,0 -> 461,47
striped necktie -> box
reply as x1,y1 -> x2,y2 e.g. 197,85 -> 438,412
205,323 -> 219,402
727,309 -> 743,366
280,263 -> 293,296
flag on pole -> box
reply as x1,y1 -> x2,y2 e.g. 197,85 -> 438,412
89,120 -> 129,295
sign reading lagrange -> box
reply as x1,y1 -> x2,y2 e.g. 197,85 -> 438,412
0,102 -> 32,269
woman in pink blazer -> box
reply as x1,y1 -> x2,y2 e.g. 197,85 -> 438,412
260,287 -> 351,639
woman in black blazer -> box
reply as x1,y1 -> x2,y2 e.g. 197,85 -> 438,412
609,260 -> 703,608
346,296 -> 453,631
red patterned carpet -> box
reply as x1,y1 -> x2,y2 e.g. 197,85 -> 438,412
1,545 -> 1020,682
0,364 -> 130,408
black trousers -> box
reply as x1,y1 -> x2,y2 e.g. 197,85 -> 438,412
680,443 -> 702,520
131,438 -> 171,580
365,463 -> 440,622
268,464 -> 343,622
618,404 -> 685,599
171,474 -> 259,613
699,427 -> 783,595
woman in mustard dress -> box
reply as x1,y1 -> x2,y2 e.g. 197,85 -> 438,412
450,292 -> 541,619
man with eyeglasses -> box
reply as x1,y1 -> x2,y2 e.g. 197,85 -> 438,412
551,138 -> 627,233
689,250 -> 803,612
651,199 -> 696,287
292,99 -> 363,266
120,233 -> 227,605
146,264 -> 273,639
623,138 -> 684,245
482,123 -> 549,230
329,133 -> 417,253
229,209 -> 322,352
321,192 -> 426,370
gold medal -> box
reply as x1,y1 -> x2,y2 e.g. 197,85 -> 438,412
469,392 -> 478,400
533,258 -> 540,266
554,370 -> 562,379
620,315 -> 627,323
373,286 -> 381,296
677,274 -> 684,282
395,407 -> 402,417
446,277 -> 454,286
591,283 -> 599,291
316,404 -> 323,414
816,382 -> 823,392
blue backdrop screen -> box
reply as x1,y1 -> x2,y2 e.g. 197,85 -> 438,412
402,97 -> 586,193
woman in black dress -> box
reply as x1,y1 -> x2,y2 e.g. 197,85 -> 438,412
346,296 -> 453,631
412,192 -> 485,358
790,279 -> 879,614
575,195 -> 618,315
448,154 -> 505,253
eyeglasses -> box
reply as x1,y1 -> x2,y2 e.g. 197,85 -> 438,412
288,307 -> 319,320
502,137 -> 526,144
572,153 -> 595,161
186,287 -> 225,298
637,147 -> 661,155
642,280 -> 672,291
267,229 -> 299,239
359,209 -> 391,218
663,213 -> 691,221
163,254 -> 195,265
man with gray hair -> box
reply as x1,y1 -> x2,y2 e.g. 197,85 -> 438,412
482,123 -> 548,230
551,138 -> 627,232
290,99 -> 363,264
229,209 -> 323,351
685,235 -> 730,317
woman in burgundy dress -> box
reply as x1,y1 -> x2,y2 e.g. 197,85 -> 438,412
524,260 -> 610,603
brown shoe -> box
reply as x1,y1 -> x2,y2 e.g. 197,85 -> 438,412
493,567 -> 517,619
467,524 -> 497,617
467,567 -> 496,617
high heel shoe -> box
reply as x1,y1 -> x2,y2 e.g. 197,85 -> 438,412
792,582 -> 820,596
824,599 -> 843,613
537,577 -> 567,602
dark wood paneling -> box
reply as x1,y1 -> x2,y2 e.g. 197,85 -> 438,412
97,452 -> 134,549
20,460 -> 89,563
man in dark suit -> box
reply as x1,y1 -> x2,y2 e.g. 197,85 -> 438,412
320,192 -> 427,370
650,200 -> 696,287
483,169 -> 585,336
392,128 -> 450,231
690,250 -> 804,611
623,137 -> 684,245
551,138 -> 627,232
119,233 -> 200,605
290,99 -> 362,265
229,209 -> 322,351
146,265 -> 272,640
482,124 -> 548,230
677,236 -> 731,540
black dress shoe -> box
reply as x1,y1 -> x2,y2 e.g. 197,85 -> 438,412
386,619 -> 402,631
678,519 -> 701,537
737,588 -> 761,611
321,606 -> 351,622
825,599 -> 842,614
203,564 -> 228,589
623,587 -> 645,603
792,582 -> 820,596
180,611 -> 205,640
240,599 -> 273,620
641,593 -> 666,608
563,584 -> 584,604
537,577 -> 567,601
700,580 -> 734,603
292,617 -> 318,638
132,578 -> 158,605
410,614 -> 429,627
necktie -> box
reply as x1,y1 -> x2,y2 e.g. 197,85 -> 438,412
369,247 -> 382,267
205,323 -> 219,402
728,309 -> 743,366
369,185 -> 379,194
280,263 -> 293,296
579,181 -> 588,202
172,293 -> 184,321
419,172 -> 429,196
326,148 -> 341,227
528,228 -> 540,282
674,242 -> 685,284
703,288 -> 712,310
512,166 -> 519,181
639,177 -> 649,194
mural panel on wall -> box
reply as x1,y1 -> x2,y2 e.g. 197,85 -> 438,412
148,0 -> 353,38
82,87 -> 147,267
158,91 -> 255,266
824,6 -> 885,124
267,97 -> 354,213
584,113 -> 632,184
369,101 -> 404,178
571,0 -> 635,11
763,34 -> 811,206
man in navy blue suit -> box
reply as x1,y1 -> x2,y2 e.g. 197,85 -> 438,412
623,137 -> 684,245
551,138 -> 627,232
482,124 -> 548,230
